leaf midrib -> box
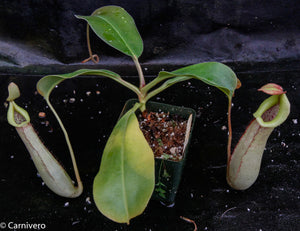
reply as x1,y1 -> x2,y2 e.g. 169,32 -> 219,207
162,72 -> 233,97
95,14 -> 135,57
39,69 -> 122,100
120,114 -> 130,222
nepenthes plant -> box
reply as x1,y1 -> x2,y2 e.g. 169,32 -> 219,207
6,5 -> 291,224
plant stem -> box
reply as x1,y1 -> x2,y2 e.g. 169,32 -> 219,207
141,73 -> 177,96
86,24 -> 99,64
144,76 -> 192,102
141,76 -> 162,95
46,99 -> 83,195
117,78 -> 143,99
227,98 -> 232,166
132,56 -> 145,90
140,76 -> 192,112
139,101 -> 146,112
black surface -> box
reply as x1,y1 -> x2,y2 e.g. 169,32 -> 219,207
0,0 -> 299,72
0,70 -> 299,231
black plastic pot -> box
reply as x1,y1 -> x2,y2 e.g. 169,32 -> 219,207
120,99 -> 196,205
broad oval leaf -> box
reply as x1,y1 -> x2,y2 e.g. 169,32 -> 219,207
158,62 -> 238,99
93,103 -> 155,224
76,6 -> 143,58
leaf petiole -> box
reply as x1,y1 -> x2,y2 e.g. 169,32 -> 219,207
143,76 -> 192,103
45,98 -> 83,193
132,56 -> 145,90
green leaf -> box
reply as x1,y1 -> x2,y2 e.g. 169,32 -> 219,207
143,76 -> 191,103
37,69 -> 126,100
165,62 -> 238,98
93,103 -> 155,224
76,6 -> 143,58
36,69 -> 140,199
163,168 -> 170,178
144,62 -> 238,100
36,69 -> 127,198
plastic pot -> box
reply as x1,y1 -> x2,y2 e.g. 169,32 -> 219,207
120,99 -> 196,205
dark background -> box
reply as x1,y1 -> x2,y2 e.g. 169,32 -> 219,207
0,1 -> 299,231
0,0 -> 299,72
